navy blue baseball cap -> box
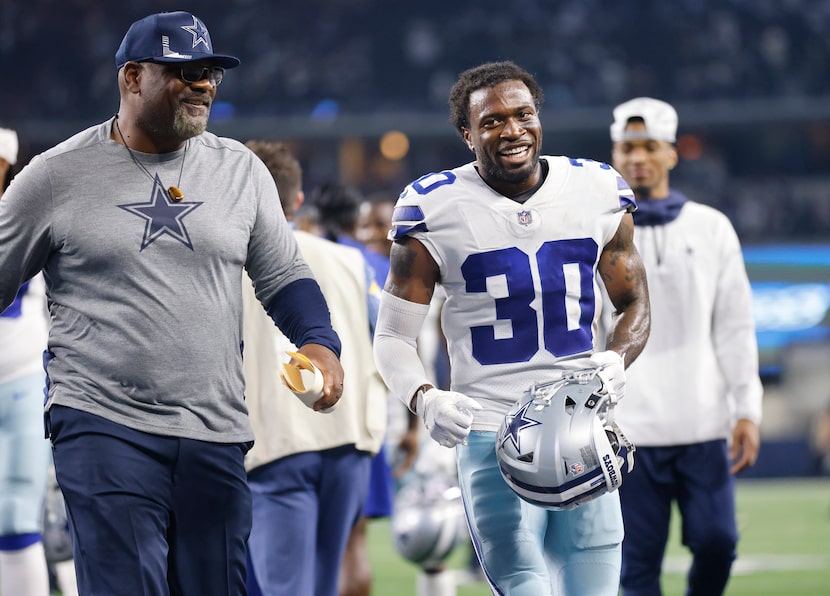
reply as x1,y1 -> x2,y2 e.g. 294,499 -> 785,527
115,11 -> 240,70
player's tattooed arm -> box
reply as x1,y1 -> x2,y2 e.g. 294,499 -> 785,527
385,236 -> 440,305
599,213 -> 637,286
598,213 -> 651,367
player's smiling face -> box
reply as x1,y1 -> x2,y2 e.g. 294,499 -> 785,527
463,80 -> 542,197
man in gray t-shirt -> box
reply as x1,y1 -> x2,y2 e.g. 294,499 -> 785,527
0,11 -> 343,596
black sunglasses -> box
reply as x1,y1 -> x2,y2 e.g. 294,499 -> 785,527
169,65 -> 225,86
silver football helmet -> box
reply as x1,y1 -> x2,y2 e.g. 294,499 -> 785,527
392,473 -> 467,571
496,368 -> 635,510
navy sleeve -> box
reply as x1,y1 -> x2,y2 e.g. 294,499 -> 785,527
265,277 -> 342,357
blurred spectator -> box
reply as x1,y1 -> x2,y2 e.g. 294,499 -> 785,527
811,400 -> 830,476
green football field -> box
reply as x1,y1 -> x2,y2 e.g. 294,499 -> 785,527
366,477 -> 830,595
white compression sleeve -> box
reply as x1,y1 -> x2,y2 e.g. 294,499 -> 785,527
374,291 -> 433,412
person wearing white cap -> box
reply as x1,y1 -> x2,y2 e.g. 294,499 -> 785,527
0,11 -> 345,595
608,97 -> 763,596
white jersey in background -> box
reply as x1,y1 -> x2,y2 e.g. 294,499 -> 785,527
0,274 -> 48,383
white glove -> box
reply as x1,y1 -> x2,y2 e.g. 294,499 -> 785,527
417,388 -> 482,448
590,350 -> 626,402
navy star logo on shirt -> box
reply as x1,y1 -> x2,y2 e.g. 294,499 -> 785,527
181,16 -> 211,50
501,401 -> 542,454
118,175 -> 203,251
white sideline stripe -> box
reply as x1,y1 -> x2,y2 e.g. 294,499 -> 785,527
457,554 -> 830,586
663,554 -> 830,575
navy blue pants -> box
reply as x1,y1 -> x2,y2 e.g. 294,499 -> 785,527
619,440 -> 738,596
364,443 -> 393,518
246,445 -> 371,596
48,406 -> 252,596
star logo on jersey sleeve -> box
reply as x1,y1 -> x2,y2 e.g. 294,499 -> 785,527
501,400 -> 542,454
181,16 -> 211,50
118,175 -> 203,251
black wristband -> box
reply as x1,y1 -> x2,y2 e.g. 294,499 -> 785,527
265,278 -> 342,357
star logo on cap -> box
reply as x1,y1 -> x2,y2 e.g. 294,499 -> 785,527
119,174 -> 203,251
181,16 -> 210,51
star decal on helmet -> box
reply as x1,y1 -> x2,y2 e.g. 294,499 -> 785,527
500,400 -> 541,455
118,174 -> 203,251
181,15 -> 210,50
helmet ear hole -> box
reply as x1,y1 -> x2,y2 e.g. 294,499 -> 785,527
564,396 -> 576,414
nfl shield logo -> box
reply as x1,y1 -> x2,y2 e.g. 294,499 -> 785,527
571,462 -> 584,475
517,210 -> 533,226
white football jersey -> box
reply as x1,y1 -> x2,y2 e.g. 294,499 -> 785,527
391,156 -> 634,431
0,273 -> 48,383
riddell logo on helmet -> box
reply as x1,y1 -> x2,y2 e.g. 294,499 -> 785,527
603,454 -> 619,488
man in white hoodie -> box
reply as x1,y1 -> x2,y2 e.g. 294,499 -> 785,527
609,97 -> 763,596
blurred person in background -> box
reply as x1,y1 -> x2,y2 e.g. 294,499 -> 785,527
356,190 -> 425,468
0,12 -> 343,594
608,97 -> 763,596
0,127 -> 52,596
242,140 -> 386,596
356,190 -> 465,595
312,181 -> 419,596
809,399 -> 830,478
374,60 -> 651,596
356,191 -> 396,258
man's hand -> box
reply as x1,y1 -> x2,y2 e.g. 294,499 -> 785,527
590,350 -> 626,401
297,343 -> 344,412
730,418 -> 760,474
419,388 -> 482,448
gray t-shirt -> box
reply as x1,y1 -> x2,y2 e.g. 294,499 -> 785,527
0,118 -> 312,443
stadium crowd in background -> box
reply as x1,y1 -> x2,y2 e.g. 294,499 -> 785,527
3,3 -> 830,245
2,1 -> 828,118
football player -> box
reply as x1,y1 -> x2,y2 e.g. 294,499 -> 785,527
0,127 -> 53,595
374,61 -> 651,595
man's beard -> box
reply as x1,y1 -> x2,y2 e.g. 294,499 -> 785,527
135,104 -> 208,145
173,105 -> 209,138
480,152 -> 539,186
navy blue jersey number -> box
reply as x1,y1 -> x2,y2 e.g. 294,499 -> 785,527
461,239 -> 597,365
